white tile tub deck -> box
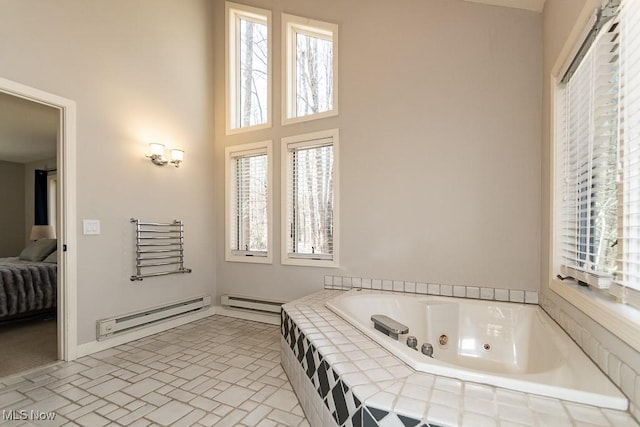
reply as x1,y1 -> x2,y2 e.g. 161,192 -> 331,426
281,290 -> 639,427
0,315 -> 308,426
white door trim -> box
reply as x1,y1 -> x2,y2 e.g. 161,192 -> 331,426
0,77 -> 78,361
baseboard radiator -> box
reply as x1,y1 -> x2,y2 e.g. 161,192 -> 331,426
97,295 -> 211,340
221,294 -> 285,317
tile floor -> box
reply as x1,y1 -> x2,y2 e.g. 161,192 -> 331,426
0,315 -> 309,426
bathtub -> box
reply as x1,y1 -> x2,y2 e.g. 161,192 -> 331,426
325,289 -> 628,410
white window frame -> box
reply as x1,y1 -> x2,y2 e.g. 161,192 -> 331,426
226,2 -> 272,135
549,0 -> 640,353
282,14 -> 338,126
281,129 -> 339,267
225,140 -> 273,264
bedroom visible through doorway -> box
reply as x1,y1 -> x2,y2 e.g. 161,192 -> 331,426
0,77 -> 78,364
0,90 -> 59,376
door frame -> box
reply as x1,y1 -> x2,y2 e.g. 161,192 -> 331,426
0,77 -> 77,361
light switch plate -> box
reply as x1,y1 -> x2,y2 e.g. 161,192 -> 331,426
83,219 -> 100,235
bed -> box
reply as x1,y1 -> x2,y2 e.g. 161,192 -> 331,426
0,239 -> 57,322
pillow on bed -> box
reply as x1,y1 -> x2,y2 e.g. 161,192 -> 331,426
43,250 -> 57,263
19,238 -> 57,262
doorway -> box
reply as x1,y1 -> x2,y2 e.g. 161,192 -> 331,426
0,77 -> 77,369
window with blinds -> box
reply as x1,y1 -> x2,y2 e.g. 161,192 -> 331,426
282,130 -> 339,267
225,141 -> 272,263
556,0 -> 640,295
226,2 -> 271,134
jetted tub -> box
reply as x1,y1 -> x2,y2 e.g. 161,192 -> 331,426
326,289 -> 628,410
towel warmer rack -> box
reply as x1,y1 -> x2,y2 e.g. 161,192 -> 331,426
130,218 -> 192,281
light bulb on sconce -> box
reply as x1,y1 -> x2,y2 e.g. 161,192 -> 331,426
170,149 -> 184,168
146,143 -> 184,168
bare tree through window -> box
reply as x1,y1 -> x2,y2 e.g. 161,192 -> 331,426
239,18 -> 268,127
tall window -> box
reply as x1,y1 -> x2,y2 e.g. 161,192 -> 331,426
282,130 -> 339,267
556,0 -> 640,299
226,2 -> 271,134
282,14 -> 338,125
225,141 -> 272,263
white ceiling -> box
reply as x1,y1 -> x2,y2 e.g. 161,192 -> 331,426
0,91 -> 58,164
463,0 -> 546,13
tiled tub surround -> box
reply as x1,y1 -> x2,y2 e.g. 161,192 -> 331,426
323,275 -> 539,305
539,292 -> 640,422
281,290 -> 639,426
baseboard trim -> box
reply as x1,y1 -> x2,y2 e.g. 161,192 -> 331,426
76,307 -> 215,358
214,305 -> 280,325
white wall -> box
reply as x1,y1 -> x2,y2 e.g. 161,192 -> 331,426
0,0 -> 216,345
0,160 -> 25,256
214,0 -> 543,302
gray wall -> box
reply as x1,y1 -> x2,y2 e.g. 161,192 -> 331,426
0,0 -> 216,345
0,160 -> 25,257
214,0 -> 543,302
0,0 -> 544,346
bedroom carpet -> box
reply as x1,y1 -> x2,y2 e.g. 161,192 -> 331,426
0,318 -> 57,377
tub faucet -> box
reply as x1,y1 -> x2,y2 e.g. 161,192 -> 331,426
371,314 -> 409,340
421,343 -> 434,358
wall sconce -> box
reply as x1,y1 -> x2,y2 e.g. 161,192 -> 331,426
146,143 -> 184,168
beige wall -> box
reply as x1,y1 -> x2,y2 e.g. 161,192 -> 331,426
0,160 -> 25,257
214,0 -> 543,301
0,0 -> 216,345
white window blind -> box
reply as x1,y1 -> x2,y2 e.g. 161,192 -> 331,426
557,0 -> 640,293
230,151 -> 268,256
618,0 -> 640,290
286,137 -> 335,260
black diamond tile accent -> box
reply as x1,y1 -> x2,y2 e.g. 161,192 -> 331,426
332,380 -> 349,425
351,407 -> 363,427
305,345 -> 316,379
367,406 -> 388,422
317,360 -> 330,398
296,334 -> 305,362
398,414 -> 421,427
354,394 -> 361,408
363,408 -> 379,427
289,323 -> 296,351
281,310 -> 287,338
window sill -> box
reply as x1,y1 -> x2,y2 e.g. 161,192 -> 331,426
225,253 -> 272,265
549,277 -> 640,352
282,109 -> 338,126
281,256 -> 338,268
226,122 -> 272,136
